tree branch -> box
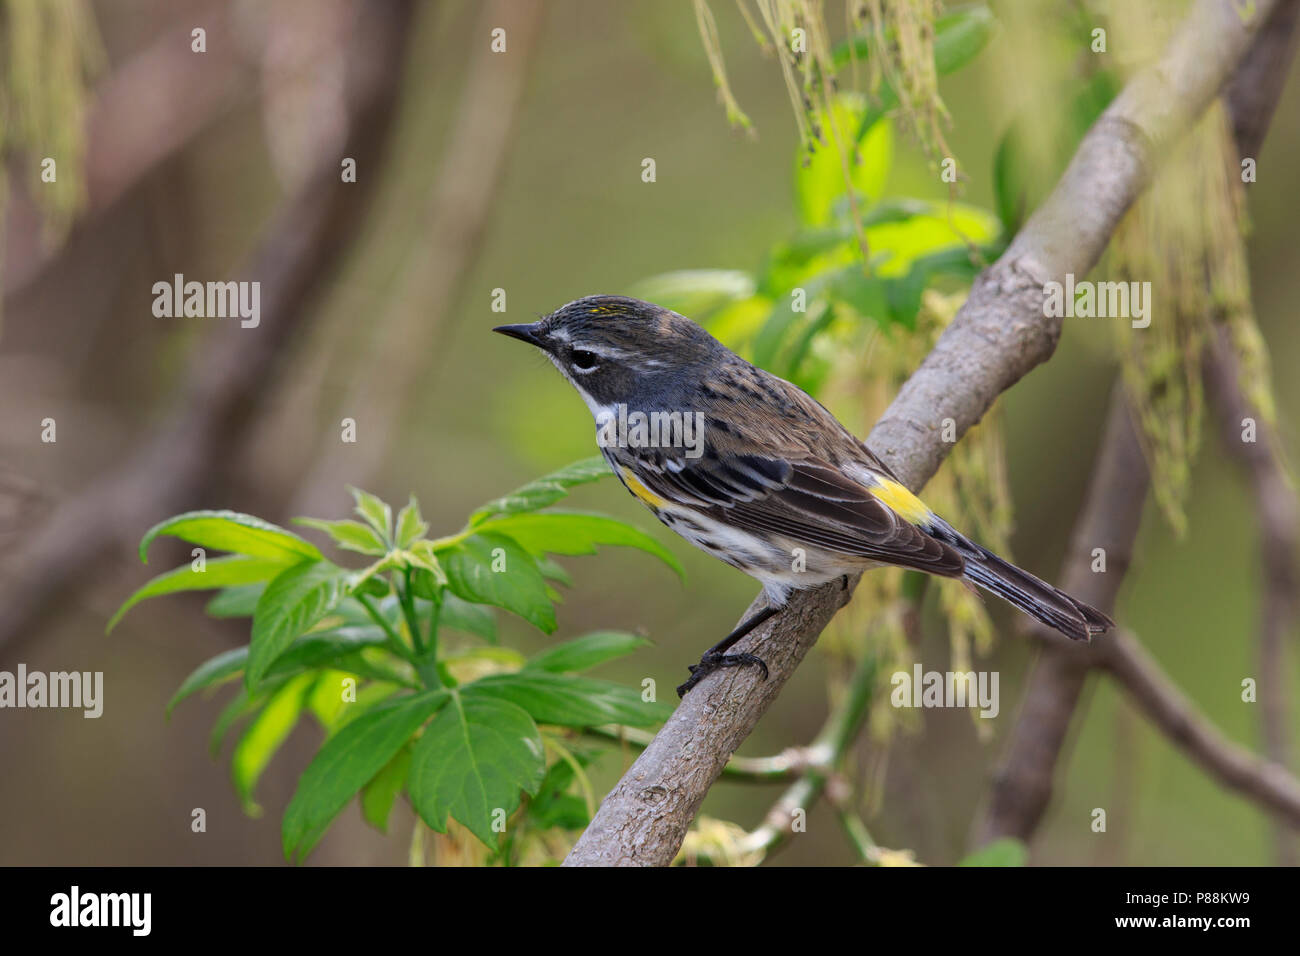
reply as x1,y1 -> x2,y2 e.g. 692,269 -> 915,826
1226,0 -> 1300,158
563,0 -> 1282,866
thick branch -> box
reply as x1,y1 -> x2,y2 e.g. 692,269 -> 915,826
564,0 -> 1280,866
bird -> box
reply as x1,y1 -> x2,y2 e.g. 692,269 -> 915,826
495,295 -> 1114,697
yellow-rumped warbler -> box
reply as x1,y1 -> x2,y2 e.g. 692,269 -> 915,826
496,295 -> 1113,696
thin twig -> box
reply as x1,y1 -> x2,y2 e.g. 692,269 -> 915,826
682,651 -> 880,865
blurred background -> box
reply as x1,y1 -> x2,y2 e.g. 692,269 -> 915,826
1,0 -> 1297,865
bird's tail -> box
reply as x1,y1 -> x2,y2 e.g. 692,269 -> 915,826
929,521 -> 1114,641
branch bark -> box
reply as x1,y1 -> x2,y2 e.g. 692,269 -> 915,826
1204,324 -> 1299,861
1226,0 -> 1300,158
564,0 -> 1282,866
0,0 -> 416,657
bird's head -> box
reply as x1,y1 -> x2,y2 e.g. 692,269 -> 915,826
493,295 -> 722,411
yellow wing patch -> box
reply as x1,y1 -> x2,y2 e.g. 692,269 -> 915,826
869,479 -> 931,525
619,467 -> 669,509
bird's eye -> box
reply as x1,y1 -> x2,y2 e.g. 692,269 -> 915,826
571,349 -> 599,371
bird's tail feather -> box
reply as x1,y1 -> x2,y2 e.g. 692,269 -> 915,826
929,521 -> 1114,641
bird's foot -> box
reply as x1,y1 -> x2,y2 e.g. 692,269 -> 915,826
676,651 -> 769,698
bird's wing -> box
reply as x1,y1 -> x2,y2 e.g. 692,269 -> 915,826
609,447 -> 965,578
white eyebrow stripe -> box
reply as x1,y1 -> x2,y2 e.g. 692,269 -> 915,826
571,343 -> 634,360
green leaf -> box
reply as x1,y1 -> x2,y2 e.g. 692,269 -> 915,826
958,837 -> 1028,867
795,96 -> 893,227
526,631 -> 651,673
322,681 -> 406,735
282,690 -> 448,863
361,745 -> 412,834
439,593 -> 498,643
481,510 -> 684,578
441,645 -> 528,672
209,679 -> 292,757
247,561 -> 350,689
292,517 -> 388,556
762,199 -> 938,292
139,510 -> 322,564
527,758 -> 593,830
753,272 -> 837,370
401,544 -> 446,584
438,533 -> 555,633
108,555 -> 287,633
866,201 -> 999,276
534,555 -> 573,588
408,692 -> 546,847
465,671 -> 670,728
232,673 -> 313,814
304,669 -> 351,729
168,627 -> 396,717
409,568 -> 446,601
840,4 -> 997,148
349,487 -> 393,544
167,647 -> 247,716
269,627 -> 392,672
469,458 -> 611,524
832,3 -> 997,76
395,496 -> 428,549
206,583 -> 266,618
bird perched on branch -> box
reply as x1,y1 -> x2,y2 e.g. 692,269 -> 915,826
496,295 -> 1113,697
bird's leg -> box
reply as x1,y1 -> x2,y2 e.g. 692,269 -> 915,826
676,603 -> 783,698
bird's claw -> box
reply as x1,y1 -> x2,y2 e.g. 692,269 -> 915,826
676,651 -> 769,697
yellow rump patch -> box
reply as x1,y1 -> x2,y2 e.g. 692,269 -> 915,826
619,467 -> 668,509
869,479 -> 931,525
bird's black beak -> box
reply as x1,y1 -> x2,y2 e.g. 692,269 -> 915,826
493,322 -> 547,350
